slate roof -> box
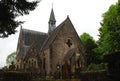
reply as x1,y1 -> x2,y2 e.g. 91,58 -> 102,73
16,28 -> 48,59
22,29 -> 47,46
17,45 -> 30,59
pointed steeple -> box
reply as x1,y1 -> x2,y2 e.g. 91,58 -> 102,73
49,8 -> 56,22
48,8 -> 56,33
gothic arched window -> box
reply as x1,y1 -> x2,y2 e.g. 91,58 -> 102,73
34,61 -> 36,66
32,59 -> 34,67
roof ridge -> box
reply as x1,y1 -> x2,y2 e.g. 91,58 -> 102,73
22,28 -> 47,35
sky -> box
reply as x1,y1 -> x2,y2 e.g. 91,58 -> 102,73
0,0 -> 118,68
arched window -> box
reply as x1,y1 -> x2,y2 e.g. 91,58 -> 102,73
77,59 -> 80,67
34,61 -> 36,66
32,59 -> 34,67
43,58 -> 46,69
29,60 -> 30,67
17,59 -> 19,62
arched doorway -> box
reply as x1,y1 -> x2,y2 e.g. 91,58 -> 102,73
62,61 -> 71,79
62,49 -> 75,79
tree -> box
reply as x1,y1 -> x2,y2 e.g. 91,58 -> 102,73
98,0 -> 120,55
0,0 -> 39,38
80,32 -> 93,45
6,52 -> 16,66
80,33 -> 99,66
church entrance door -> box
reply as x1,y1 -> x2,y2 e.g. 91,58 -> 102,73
62,61 -> 71,79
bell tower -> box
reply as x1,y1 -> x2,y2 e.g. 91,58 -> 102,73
48,8 -> 56,33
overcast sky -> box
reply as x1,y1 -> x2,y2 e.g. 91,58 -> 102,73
0,0 -> 118,67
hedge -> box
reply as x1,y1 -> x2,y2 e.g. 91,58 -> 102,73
3,71 -> 32,81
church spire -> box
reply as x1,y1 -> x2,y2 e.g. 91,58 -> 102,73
48,8 -> 56,33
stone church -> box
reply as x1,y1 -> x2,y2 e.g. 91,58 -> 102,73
15,8 -> 86,78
